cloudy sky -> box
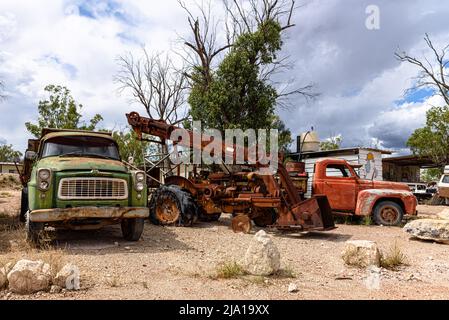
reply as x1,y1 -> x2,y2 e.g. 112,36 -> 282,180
0,0 -> 448,154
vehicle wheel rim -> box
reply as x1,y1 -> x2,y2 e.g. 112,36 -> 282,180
231,215 -> 251,233
156,196 -> 180,223
379,206 -> 399,224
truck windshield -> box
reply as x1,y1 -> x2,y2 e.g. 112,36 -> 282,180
42,136 -> 120,160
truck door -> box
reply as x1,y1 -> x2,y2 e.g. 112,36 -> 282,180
321,163 -> 357,211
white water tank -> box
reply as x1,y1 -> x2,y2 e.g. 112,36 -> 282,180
300,131 -> 320,152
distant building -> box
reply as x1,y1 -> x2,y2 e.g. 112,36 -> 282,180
0,162 -> 23,174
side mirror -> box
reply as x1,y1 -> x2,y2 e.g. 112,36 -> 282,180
25,150 -> 37,161
128,156 -> 134,165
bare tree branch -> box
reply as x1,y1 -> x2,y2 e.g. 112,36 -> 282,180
396,33 -> 449,105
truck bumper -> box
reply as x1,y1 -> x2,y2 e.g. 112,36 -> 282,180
29,206 -> 149,222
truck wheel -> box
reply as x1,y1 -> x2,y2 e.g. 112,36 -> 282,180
20,188 -> 28,223
121,218 -> 145,241
252,208 -> 277,227
25,211 -> 44,245
149,185 -> 198,226
373,201 -> 404,226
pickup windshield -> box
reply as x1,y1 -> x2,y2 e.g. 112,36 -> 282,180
42,135 -> 120,160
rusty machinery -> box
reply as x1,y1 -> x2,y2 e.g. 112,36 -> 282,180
126,111 -> 335,233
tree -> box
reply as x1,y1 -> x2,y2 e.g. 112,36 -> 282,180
182,0 -> 313,152
407,106 -> 449,166
421,167 -> 442,183
395,33 -> 449,105
115,51 -> 189,173
0,144 -> 22,162
25,85 -> 103,138
320,135 -> 342,151
112,128 -> 150,166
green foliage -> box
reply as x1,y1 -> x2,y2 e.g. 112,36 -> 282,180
320,135 -> 342,151
112,128 -> 149,166
25,85 -> 103,137
407,106 -> 449,166
0,144 -> 22,162
421,167 -> 442,182
188,20 -> 290,149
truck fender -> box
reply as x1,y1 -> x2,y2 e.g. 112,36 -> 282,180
164,176 -> 198,196
355,189 -> 416,216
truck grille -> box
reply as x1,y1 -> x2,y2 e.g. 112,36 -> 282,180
58,178 -> 128,200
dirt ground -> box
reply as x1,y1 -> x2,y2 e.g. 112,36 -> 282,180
1,181 -> 449,300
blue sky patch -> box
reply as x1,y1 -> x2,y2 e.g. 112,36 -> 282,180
395,87 -> 435,105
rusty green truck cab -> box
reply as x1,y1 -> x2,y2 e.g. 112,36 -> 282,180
20,128 -> 149,243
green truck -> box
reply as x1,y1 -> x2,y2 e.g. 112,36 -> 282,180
19,128 -> 149,243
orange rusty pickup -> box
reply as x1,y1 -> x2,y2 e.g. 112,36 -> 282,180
308,158 -> 417,226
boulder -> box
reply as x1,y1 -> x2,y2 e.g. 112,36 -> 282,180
403,219 -> 449,244
341,240 -> 380,267
7,259 -> 51,294
243,230 -> 280,276
54,263 -> 80,290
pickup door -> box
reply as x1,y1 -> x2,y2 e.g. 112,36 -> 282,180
314,163 -> 357,211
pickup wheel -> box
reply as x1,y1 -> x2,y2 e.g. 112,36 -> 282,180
373,201 -> 404,226
25,211 -> 44,245
20,188 -> 29,223
149,185 -> 198,226
121,218 -> 145,241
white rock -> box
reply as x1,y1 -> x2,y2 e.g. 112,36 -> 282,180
341,240 -> 381,267
288,282 -> 298,293
7,260 -> 51,294
243,230 -> 280,276
54,263 -> 80,290
403,219 -> 449,244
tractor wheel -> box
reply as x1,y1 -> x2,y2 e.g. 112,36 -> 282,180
25,211 -> 44,245
252,208 -> 277,227
20,188 -> 28,223
121,218 -> 145,241
149,185 -> 198,226
372,201 -> 404,226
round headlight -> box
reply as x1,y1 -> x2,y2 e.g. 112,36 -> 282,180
136,182 -> 144,191
38,169 -> 51,180
39,181 -> 49,190
136,172 -> 145,182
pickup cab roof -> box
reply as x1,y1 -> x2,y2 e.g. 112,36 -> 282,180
40,128 -> 113,139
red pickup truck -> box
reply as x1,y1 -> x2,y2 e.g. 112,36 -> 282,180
293,158 -> 417,226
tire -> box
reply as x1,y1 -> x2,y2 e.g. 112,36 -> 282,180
372,201 -> 404,226
149,185 -> 198,226
252,208 -> 277,227
198,210 -> 221,222
25,211 -> 44,245
121,218 -> 145,241
20,188 -> 28,223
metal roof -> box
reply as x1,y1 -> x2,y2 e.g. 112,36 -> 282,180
289,147 -> 392,159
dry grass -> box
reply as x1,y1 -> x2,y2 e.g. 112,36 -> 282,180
274,266 -> 296,279
106,276 -> 121,287
215,261 -> 246,279
380,242 -> 409,270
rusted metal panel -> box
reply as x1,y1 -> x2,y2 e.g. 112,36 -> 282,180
355,189 -> 417,216
30,206 -> 149,222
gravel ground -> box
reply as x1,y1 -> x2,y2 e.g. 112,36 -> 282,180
1,187 -> 449,300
